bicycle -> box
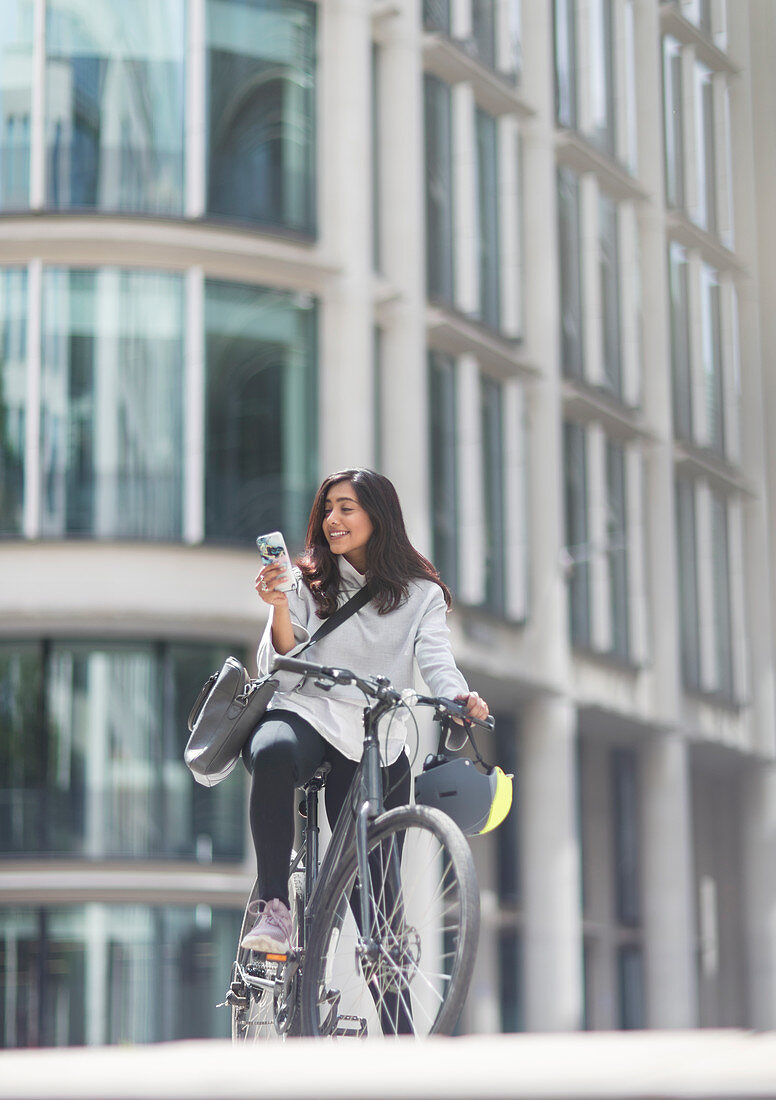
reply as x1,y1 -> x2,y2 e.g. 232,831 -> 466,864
225,655 -> 494,1039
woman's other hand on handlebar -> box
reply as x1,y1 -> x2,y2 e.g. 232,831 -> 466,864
255,564 -> 290,608
455,691 -> 489,723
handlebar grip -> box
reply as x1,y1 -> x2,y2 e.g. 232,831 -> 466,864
272,656 -> 328,676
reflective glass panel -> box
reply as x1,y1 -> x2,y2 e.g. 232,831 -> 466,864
701,264 -> 724,453
428,352 -> 458,591
423,0 -> 451,32
554,0 -> 577,128
204,280 -> 317,547
0,904 -> 240,1046
606,440 -> 629,660
481,375 -> 506,613
0,267 -> 27,534
711,492 -> 733,699
424,75 -> 454,305
0,641 -> 244,860
476,108 -> 501,331
40,268 -> 184,539
206,0 -> 316,233
675,477 -> 700,690
0,0 -> 32,209
564,421 -> 590,646
669,242 -> 692,439
45,0 -> 185,213
588,0 -> 616,157
599,193 -> 622,399
558,168 -> 584,378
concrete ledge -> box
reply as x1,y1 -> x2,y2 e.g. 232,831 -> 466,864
1,1031 -> 775,1100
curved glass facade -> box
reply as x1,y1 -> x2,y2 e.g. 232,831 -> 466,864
0,2 -> 32,209
0,265 -> 317,544
0,641 -> 245,860
46,0 -> 185,214
0,0 -> 316,233
40,268 -> 185,539
0,903 -> 239,1045
206,0 -> 316,231
205,279 -> 317,546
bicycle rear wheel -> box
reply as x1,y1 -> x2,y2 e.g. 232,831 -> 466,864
231,871 -> 304,1041
301,805 -> 479,1037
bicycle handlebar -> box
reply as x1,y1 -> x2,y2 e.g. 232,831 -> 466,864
271,656 -> 495,732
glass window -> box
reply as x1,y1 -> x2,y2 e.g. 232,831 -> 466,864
662,37 -> 685,210
496,714 -> 520,904
669,242 -> 693,440
45,0 -> 185,214
206,0 -> 316,233
0,267 -> 27,534
422,0 -> 451,33
606,441 -> 629,660
676,477 -> 701,690
472,1 -> 497,71
617,944 -> 645,1029
499,928 -> 523,1032
558,167 -> 584,378
588,0 -> 616,158
482,376 -> 506,613
711,492 -> 733,699
0,0 -> 32,209
599,193 -> 622,399
0,641 -> 244,860
695,62 -> 717,233
611,748 -> 640,925
701,264 -> 724,453
428,352 -> 458,591
424,75 -> 454,306
40,268 -> 185,539
476,108 -> 501,330
564,422 -> 590,646
204,280 -> 317,547
554,0 -> 578,128
0,904 -> 240,1046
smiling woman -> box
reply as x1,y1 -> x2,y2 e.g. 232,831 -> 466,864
240,467 -> 489,961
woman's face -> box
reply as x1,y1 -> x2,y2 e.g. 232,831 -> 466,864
322,480 -> 374,573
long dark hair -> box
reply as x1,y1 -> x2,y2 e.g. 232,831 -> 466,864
298,468 -> 453,617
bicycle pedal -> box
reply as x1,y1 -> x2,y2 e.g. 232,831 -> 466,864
333,1015 -> 367,1038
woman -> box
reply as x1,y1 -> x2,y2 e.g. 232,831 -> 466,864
241,468 -> 489,952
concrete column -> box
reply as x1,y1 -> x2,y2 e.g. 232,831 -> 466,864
521,696 -> 584,1031
741,762 -> 776,1029
641,732 -> 698,1027
374,4 -> 429,546
318,0 -> 374,471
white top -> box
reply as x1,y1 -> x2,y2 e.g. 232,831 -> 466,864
256,556 -> 469,764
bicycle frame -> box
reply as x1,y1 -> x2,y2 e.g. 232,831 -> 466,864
304,693 -> 394,943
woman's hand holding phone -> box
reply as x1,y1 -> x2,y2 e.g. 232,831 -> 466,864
256,563 -> 291,605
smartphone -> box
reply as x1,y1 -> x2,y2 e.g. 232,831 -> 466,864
256,531 -> 297,593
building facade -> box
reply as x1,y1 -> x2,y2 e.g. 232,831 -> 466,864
1,0 -> 775,1044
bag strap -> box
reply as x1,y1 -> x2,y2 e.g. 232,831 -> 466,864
295,583 -> 372,655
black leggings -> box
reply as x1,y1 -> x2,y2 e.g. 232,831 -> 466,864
243,709 -> 411,907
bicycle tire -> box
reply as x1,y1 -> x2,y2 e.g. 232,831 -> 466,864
301,805 -> 479,1037
231,871 -> 304,1041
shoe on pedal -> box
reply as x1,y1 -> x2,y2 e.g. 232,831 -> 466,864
241,897 -> 293,953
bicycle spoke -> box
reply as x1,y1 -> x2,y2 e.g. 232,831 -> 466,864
303,807 -> 479,1038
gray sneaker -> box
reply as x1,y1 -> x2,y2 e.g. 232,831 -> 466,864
241,898 -> 293,953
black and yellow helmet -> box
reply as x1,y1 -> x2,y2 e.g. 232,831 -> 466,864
414,754 -> 513,836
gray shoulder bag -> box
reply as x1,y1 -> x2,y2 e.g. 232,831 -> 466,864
184,584 -> 372,787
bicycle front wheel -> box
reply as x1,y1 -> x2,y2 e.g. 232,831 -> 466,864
301,805 -> 479,1037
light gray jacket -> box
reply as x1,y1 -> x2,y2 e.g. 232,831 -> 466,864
257,556 -> 468,763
